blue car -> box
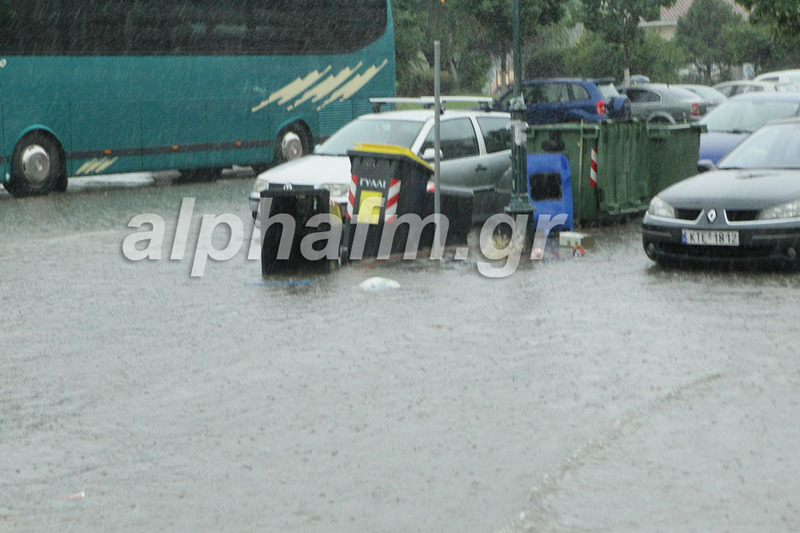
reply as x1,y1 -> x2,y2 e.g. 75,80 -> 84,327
698,92 -> 800,165
494,78 -> 631,124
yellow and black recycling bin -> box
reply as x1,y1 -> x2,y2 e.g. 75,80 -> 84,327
345,143 -> 435,260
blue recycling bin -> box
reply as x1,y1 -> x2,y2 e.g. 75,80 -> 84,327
526,154 -> 573,233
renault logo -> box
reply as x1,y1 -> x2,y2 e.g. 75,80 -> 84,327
707,208 -> 717,223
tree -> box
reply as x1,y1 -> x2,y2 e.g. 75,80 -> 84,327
447,0 -> 568,86
564,30 -> 685,83
392,0 -> 428,87
580,0 -> 677,85
675,0 -> 744,83
736,0 -> 800,43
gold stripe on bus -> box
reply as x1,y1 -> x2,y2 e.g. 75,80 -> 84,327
251,66 -> 332,113
95,157 -> 119,173
75,159 -> 100,175
287,62 -> 363,110
318,60 -> 388,110
75,157 -> 117,175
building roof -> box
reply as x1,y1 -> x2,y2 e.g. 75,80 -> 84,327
657,0 -> 748,23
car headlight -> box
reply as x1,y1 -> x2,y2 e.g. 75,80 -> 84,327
252,179 -> 269,194
759,199 -> 800,220
647,196 -> 675,218
320,183 -> 349,198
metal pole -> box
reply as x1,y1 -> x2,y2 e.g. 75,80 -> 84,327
513,0 -> 521,99
507,0 -> 532,218
433,40 -> 443,255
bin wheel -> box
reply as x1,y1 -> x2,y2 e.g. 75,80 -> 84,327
275,124 -> 310,165
5,132 -> 66,198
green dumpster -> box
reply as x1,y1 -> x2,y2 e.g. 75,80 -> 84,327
526,120 -> 702,226
646,122 -> 705,194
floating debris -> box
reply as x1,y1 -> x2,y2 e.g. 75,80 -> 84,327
359,277 -> 400,291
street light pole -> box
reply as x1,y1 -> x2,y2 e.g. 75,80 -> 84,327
507,0 -> 532,219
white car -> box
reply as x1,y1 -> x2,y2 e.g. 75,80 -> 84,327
249,108 -> 513,223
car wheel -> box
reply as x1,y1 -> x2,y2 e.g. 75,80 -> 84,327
5,132 -> 66,198
648,116 -> 673,124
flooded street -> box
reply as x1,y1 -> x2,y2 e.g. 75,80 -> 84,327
2,174 -> 800,532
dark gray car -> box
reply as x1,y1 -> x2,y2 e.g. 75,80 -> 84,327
619,83 -> 712,123
642,117 -> 800,268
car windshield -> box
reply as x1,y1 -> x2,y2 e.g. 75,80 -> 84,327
314,117 -> 425,156
718,122 -> 800,170
597,83 -> 620,99
699,100 -> 800,133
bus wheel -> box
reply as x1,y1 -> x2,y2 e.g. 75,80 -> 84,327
6,132 -> 66,198
275,125 -> 310,165
175,167 -> 223,184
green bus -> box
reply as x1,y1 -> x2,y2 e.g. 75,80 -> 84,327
0,0 -> 395,197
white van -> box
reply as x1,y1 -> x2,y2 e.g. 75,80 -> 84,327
754,69 -> 800,85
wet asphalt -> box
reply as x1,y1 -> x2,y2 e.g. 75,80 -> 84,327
2,172 -> 799,532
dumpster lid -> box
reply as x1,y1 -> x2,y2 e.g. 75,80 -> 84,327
351,143 -> 433,171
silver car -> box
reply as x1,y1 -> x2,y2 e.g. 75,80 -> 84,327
618,83 -> 713,123
249,108 -> 512,223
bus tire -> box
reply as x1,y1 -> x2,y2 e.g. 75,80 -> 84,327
175,167 -> 223,184
6,132 -> 66,198
275,124 -> 310,165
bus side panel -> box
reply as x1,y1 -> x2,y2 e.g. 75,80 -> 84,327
205,99 -> 272,168
141,100 -> 209,171
317,100 -> 362,140
3,103 -> 71,167
70,102 -> 143,176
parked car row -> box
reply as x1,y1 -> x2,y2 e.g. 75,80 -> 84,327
697,92 -> 800,164
493,78 -> 728,126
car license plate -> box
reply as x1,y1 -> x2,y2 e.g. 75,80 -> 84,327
681,229 -> 739,246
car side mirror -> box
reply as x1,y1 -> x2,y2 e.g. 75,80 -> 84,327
422,148 -> 443,161
697,159 -> 717,173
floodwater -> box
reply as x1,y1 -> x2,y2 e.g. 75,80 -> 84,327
2,173 -> 800,532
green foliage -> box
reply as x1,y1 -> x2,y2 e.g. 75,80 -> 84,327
392,0 -> 800,95
628,33 -> 687,83
392,0 -> 568,95
448,0 -> 567,53
397,66 -> 456,97
562,30 -> 685,83
737,0 -> 800,43
580,0 -> 677,74
392,0 -> 427,83
524,46 -> 569,79
392,0 -> 493,95
675,0 -> 743,82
